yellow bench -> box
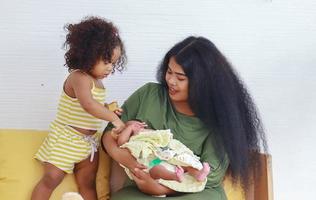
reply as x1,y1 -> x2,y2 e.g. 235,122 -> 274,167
0,129 -> 273,200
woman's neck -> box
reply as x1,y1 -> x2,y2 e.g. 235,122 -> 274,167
172,101 -> 195,116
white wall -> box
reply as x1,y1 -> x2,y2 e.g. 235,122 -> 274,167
1,0 -> 315,199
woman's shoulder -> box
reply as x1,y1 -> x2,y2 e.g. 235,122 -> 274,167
140,82 -> 162,90
135,82 -> 164,96
125,82 -> 166,107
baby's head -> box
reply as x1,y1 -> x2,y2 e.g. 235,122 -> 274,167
63,16 -> 126,78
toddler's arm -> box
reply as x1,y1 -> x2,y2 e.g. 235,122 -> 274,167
68,71 -> 125,131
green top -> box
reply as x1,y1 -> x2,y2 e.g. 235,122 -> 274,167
109,82 -> 229,200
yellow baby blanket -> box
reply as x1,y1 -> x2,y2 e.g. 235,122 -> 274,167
120,129 -> 207,193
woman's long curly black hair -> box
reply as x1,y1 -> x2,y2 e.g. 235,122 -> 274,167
63,16 -> 126,73
157,36 -> 268,190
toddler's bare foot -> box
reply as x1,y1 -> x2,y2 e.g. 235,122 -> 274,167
195,162 -> 210,181
175,166 -> 184,182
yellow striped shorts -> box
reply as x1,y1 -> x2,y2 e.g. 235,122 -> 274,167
34,123 -> 100,173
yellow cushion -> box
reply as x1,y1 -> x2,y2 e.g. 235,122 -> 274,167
223,177 -> 245,200
0,129 -> 244,200
0,129 -> 110,200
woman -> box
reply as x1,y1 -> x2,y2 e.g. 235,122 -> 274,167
102,36 -> 267,199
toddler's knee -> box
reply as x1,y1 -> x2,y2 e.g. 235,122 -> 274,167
41,173 -> 64,189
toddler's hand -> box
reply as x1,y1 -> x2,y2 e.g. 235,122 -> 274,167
106,101 -> 123,116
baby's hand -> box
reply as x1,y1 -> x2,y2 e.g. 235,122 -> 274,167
130,122 -> 147,135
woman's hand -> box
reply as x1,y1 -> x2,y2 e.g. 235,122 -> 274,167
130,168 -> 176,196
116,148 -> 147,171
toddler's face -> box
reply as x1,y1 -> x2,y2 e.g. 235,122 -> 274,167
90,46 -> 121,79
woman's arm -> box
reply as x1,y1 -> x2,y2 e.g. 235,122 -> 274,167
102,131 -> 177,196
131,168 -> 177,196
102,130 -> 145,171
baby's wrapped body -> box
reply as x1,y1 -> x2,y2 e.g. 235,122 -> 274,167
120,129 -> 208,193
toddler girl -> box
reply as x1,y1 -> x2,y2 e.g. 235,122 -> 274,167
31,16 -> 126,200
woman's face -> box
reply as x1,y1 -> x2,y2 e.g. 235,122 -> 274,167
165,57 -> 189,103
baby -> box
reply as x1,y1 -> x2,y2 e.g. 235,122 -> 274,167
116,120 -> 211,193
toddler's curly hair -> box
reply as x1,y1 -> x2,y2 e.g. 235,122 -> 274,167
63,16 -> 126,73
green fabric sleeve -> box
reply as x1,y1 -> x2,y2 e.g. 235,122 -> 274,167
119,84 -> 146,123
200,135 -> 229,188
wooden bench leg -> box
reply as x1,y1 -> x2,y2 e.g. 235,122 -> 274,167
247,154 -> 273,200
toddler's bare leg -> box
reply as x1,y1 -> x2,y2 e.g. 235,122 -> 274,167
31,163 -> 66,200
74,152 -> 99,200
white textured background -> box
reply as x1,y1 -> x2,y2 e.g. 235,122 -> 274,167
1,0 -> 315,199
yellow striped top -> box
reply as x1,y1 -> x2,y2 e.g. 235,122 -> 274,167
54,81 -> 106,130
